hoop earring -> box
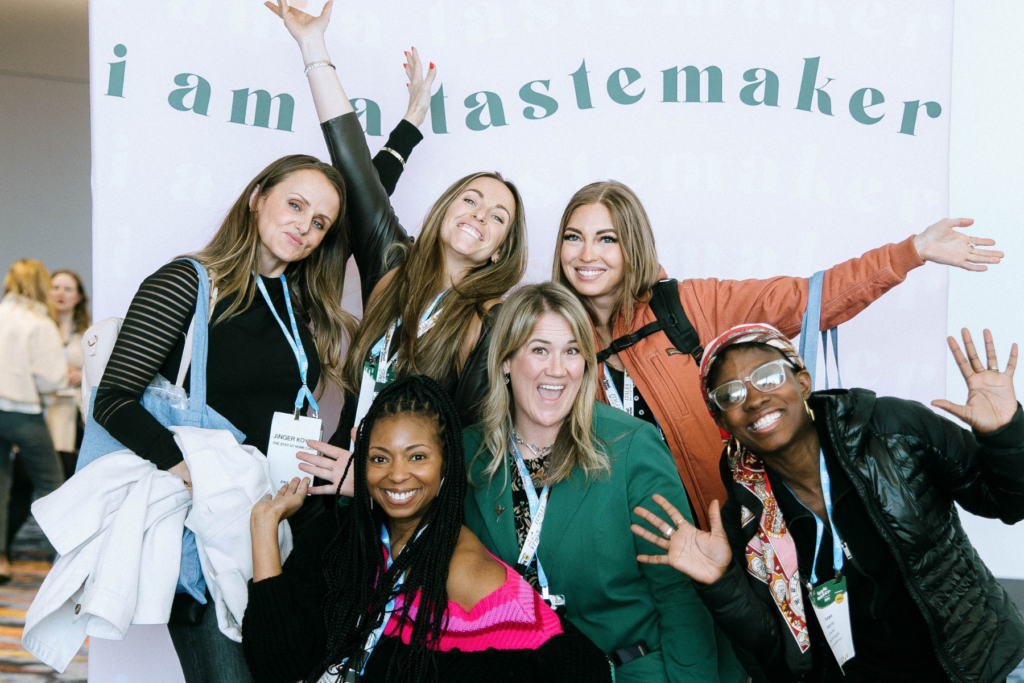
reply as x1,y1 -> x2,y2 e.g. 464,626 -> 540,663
804,400 -> 815,421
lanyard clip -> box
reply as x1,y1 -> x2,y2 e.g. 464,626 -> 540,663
293,408 -> 301,420
541,586 -> 565,608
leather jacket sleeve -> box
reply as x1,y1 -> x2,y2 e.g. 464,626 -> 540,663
453,303 -> 502,429
321,113 -> 410,306
371,119 -> 423,197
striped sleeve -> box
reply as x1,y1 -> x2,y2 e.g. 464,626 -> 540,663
93,260 -> 198,469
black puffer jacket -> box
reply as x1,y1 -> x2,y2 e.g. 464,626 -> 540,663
319,113 -> 499,447
696,388 -> 1024,683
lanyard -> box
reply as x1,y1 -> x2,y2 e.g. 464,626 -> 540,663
602,364 -> 635,417
373,290 -> 447,385
510,440 -> 558,603
785,450 -> 847,587
255,275 -> 319,418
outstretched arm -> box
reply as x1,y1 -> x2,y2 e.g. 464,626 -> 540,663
372,49 -> 431,196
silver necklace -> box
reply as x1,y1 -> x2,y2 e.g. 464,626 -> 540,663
512,430 -> 553,458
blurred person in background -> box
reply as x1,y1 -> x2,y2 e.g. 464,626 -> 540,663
46,270 -> 90,478
0,260 -> 67,581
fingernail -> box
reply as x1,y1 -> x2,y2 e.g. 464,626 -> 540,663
404,51 -> 408,56
403,63 -> 407,68
429,62 -> 435,69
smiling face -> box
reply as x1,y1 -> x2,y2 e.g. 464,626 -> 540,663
503,311 -> 586,444
366,413 -> 445,522
50,273 -> 81,315
559,202 -> 626,302
254,168 -> 341,272
438,177 -> 515,272
710,345 -> 814,456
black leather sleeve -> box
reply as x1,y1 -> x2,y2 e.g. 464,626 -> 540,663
321,113 -> 410,306
452,303 -> 502,430
371,119 -> 424,197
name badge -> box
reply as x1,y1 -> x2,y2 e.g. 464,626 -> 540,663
266,411 -> 323,488
809,575 -> 855,668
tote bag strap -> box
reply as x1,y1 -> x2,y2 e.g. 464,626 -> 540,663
172,258 -> 217,411
798,270 -> 842,390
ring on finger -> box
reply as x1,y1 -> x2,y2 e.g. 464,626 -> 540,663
968,237 -> 976,253
664,526 -> 675,539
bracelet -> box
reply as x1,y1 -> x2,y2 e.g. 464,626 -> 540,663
304,60 -> 336,75
381,147 -> 406,169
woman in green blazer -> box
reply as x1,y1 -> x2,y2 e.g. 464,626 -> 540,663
463,282 -> 743,683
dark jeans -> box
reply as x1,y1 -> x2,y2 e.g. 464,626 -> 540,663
167,598 -> 254,683
0,411 -> 64,557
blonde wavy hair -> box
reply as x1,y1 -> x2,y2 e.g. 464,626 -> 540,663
190,154 -> 355,391
4,259 -> 57,322
472,282 -> 609,490
551,181 -> 661,329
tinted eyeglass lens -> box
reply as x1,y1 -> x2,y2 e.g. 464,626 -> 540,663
712,381 -> 747,410
751,362 -> 787,391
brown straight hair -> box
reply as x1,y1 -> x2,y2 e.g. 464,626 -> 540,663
551,181 -> 661,329
190,154 -> 356,391
341,172 -> 528,395
51,269 -> 92,333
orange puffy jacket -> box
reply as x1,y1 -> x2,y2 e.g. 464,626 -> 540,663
594,236 -> 925,530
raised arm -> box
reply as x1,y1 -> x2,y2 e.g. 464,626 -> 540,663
372,50 -> 430,196
267,0 -> 434,305
682,218 -> 1002,340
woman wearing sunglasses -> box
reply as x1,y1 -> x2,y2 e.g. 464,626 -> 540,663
631,323 -> 1024,683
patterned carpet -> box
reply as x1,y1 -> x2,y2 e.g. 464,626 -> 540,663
0,518 -> 86,683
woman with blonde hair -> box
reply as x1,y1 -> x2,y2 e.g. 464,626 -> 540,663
462,282 -> 743,683
266,1 -> 528,495
552,180 -> 1003,530
0,259 -> 67,581
46,269 -> 91,476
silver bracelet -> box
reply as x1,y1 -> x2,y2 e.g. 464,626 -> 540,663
381,147 -> 406,169
303,60 -> 335,75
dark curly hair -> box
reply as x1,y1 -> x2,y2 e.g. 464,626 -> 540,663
311,375 -> 466,683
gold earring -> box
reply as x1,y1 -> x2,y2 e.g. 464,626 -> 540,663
491,254 -> 499,264
804,400 -> 815,421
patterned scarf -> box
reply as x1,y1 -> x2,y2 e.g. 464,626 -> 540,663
699,323 -> 810,652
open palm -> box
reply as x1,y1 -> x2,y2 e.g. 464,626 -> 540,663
265,0 -> 332,47
933,328 -> 1018,433
632,495 -> 732,585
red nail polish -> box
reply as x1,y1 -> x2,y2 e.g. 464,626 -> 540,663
404,51 -> 409,56
429,62 -> 435,69
403,63 -> 407,68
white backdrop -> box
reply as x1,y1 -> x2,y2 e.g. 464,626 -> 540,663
86,1 -> 967,680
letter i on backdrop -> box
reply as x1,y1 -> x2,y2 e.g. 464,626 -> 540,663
107,44 -> 127,98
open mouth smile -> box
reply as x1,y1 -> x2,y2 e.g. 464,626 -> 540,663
574,267 -> 606,281
383,488 -> 421,505
748,410 -> 783,434
457,222 -> 484,241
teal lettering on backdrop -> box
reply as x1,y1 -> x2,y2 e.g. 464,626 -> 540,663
662,66 -> 723,103
430,84 -> 449,134
570,60 -> 595,110
898,100 -> 942,135
849,87 -> 885,125
352,98 -> 382,136
740,68 -> 779,107
520,80 -> 558,120
106,44 -> 127,98
167,73 -> 211,116
464,91 -> 507,131
229,89 -> 294,131
607,68 -> 645,105
796,57 -> 834,116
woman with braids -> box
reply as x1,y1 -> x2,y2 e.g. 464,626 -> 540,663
463,282 -> 744,683
266,2 -> 527,474
242,375 -> 612,683
631,323 -> 1024,682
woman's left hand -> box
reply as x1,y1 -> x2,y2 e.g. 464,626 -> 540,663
251,477 -> 310,525
402,47 -> 436,128
913,218 -> 1003,272
297,439 -> 354,496
933,328 -> 1018,433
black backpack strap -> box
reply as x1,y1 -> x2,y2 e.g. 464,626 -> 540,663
596,280 -> 703,364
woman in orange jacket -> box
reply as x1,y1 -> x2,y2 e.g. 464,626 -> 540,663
551,180 -> 1002,530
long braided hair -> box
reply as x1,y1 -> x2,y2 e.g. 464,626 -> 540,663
312,375 -> 467,683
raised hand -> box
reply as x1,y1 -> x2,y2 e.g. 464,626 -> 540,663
631,495 -> 732,585
912,218 -> 1003,272
265,0 -> 332,52
298,439 -> 355,496
933,328 -> 1019,433
402,47 -> 437,128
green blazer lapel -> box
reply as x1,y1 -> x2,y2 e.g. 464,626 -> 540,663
538,465 -> 591,561
469,450 -> 519,562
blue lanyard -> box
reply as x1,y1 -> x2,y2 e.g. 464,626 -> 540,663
785,450 -> 845,587
370,289 -> 448,359
509,441 -> 552,594
255,275 -> 319,417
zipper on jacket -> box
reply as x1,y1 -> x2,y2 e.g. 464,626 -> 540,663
823,405 -> 966,683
